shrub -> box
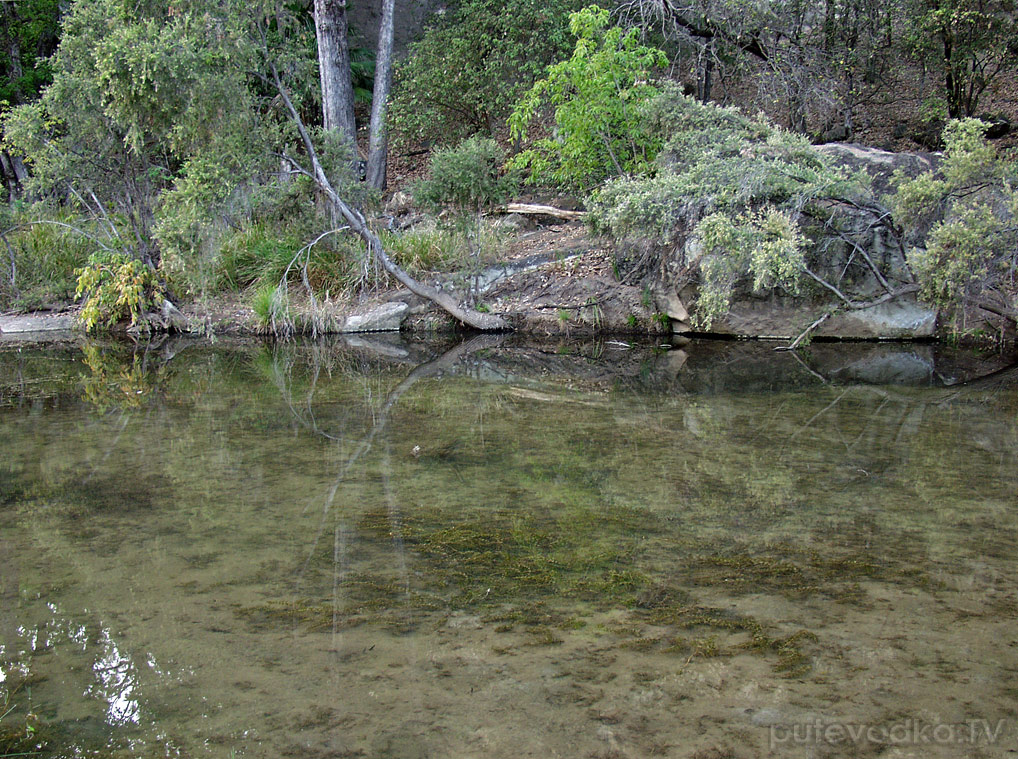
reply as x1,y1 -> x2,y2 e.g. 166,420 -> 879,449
891,118 -> 1018,316
508,6 -> 668,190
389,0 -> 587,146
74,251 -> 165,332
588,86 -> 858,328
413,136 -> 513,213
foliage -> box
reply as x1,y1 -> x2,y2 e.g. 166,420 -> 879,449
74,251 -> 165,332
251,283 -> 290,330
696,208 -> 806,316
381,220 -> 506,274
217,222 -> 362,297
0,204 -> 100,310
616,0 -> 902,137
0,0 -> 61,106
2,0 -> 312,271
904,0 -> 1017,118
892,118 -> 1018,314
410,136 -> 512,297
508,6 -> 668,190
389,0 -> 587,146
588,86 -> 856,327
413,136 -> 513,213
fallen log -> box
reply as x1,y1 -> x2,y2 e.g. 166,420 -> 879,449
503,203 -> 584,221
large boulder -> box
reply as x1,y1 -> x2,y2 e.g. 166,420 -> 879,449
650,143 -> 945,340
815,143 -> 940,197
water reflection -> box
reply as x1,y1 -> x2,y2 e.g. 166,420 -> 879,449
2,600 -> 157,754
1,336 -> 1017,757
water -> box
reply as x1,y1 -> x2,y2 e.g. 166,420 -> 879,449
1,335 -> 1017,758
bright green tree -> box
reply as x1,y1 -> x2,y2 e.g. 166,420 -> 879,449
508,5 -> 668,190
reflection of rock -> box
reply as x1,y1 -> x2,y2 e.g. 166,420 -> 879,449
820,350 -> 935,386
343,334 -> 411,358
342,301 -> 409,333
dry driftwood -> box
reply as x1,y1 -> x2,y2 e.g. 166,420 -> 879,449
504,203 -> 584,221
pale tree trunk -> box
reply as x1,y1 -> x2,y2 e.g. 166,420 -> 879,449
365,0 -> 395,189
314,0 -> 356,143
269,62 -> 509,331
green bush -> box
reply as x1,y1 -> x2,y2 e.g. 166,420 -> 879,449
588,86 -> 858,328
413,136 -> 513,213
891,118 -> 1018,316
74,251 -> 165,332
508,6 -> 668,190
389,0 -> 587,146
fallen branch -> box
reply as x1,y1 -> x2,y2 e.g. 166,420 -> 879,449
776,310 -> 834,351
503,203 -> 583,221
804,267 -> 920,309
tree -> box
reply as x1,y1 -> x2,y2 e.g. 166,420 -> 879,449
615,0 -> 899,137
0,0 -> 61,196
509,6 -> 668,190
2,0 -> 278,269
365,0 -> 394,189
266,58 -> 509,329
313,0 -> 356,141
389,0 -> 587,147
905,0 -> 1017,118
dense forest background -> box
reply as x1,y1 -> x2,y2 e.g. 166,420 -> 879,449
1,0 -> 1016,335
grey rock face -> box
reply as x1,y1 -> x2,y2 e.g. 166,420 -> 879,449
341,301 -> 409,332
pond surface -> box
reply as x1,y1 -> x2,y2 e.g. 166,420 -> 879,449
1,335 -> 1017,758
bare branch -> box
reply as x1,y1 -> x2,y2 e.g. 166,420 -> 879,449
803,266 -> 919,309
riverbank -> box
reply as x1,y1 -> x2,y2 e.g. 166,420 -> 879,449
1,171 -> 1014,347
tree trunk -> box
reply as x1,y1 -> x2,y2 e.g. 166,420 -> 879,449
10,153 -> 28,187
0,153 -> 17,198
270,63 -> 509,331
314,0 -> 357,143
365,0 -> 395,190
2,4 -> 24,88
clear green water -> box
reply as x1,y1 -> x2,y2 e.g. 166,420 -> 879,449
1,335 -> 1017,758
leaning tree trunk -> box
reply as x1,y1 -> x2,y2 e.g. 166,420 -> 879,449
314,0 -> 357,143
365,0 -> 395,190
270,63 -> 509,331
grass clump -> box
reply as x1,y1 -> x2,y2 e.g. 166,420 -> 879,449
379,221 -> 508,275
0,205 -> 98,312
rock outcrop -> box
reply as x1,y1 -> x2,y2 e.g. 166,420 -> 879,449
645,143 -> 948,340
